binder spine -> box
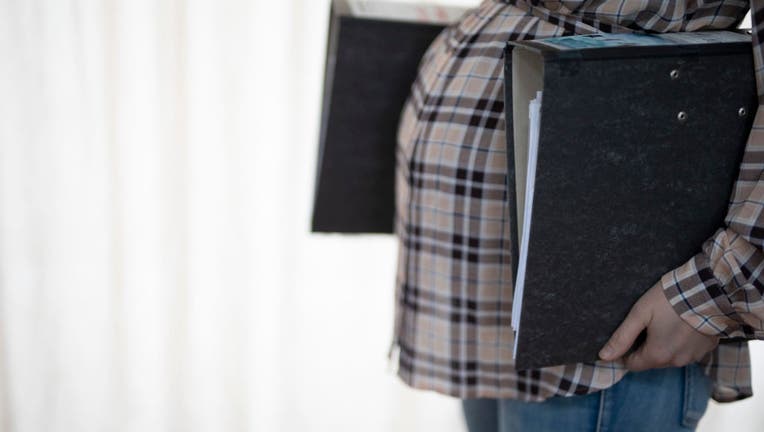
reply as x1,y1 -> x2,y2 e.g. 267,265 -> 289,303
502,44 -> 520,287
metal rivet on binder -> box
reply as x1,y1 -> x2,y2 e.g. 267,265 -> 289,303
677,111 -> 688,123
670,69 -> 680,80
739,107 -> 747,117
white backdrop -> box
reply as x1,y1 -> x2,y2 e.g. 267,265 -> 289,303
0,1 -> 760,431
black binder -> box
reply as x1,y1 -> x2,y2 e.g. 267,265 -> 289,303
311,0 -> 462,233
503,31 -> 757,370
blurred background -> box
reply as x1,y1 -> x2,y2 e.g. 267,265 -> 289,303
0,0 -> 761,431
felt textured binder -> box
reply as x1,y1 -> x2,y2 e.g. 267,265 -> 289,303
503,31 -> 758,370
311,0 -> 465,233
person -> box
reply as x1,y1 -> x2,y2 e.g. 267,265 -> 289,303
390,1 -> 764,430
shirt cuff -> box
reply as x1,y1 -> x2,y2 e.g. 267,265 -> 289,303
660,229 -> 755,339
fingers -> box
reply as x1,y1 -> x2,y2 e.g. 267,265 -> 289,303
622,345 -> 649,371
623,343 -> 671,371
624,333 -> 719,371
599,303 -> 650,361
600,284 -> 721,370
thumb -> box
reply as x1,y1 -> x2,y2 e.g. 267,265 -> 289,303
599,303 -> 650,361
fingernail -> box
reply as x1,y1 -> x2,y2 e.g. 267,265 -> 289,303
599,346 -> 613,360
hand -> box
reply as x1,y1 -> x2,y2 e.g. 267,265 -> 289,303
598,282 -> 719,371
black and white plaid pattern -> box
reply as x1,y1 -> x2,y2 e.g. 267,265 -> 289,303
392,0 -> 763,402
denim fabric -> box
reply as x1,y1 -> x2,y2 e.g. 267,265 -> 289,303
463,364 -> 712,432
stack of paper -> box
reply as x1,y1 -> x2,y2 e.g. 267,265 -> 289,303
512,90 -> 542,360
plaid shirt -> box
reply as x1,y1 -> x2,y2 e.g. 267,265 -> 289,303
392,0 -> 764,402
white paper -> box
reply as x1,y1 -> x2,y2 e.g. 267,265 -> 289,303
345,0 -> 467,24
512,90 -> 542,359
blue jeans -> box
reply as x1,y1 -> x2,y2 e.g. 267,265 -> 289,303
462,364 -> 712,432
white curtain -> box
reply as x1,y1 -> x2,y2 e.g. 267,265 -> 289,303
0,1 -> 760,431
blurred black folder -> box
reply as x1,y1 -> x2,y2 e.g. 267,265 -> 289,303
504,31 -> 757,370
311,0 -> 465,233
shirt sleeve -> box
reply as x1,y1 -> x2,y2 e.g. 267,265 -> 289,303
660,0 -> 764,339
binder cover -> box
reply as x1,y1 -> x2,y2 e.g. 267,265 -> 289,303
311,0 -> 464,233
504,31 -> 757,370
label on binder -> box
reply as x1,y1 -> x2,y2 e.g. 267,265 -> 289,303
536,30 -> 749,51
